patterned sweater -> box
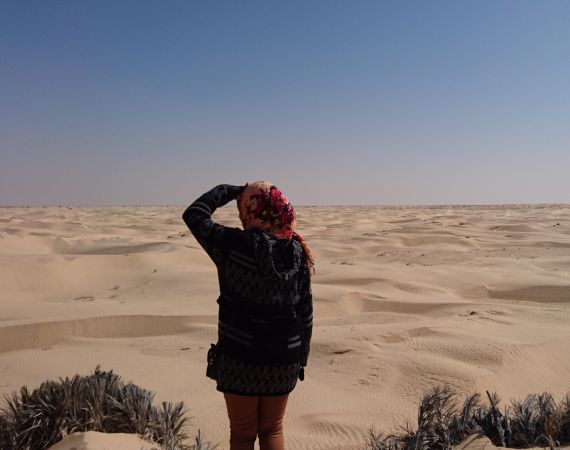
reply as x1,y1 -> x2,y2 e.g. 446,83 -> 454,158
182,184 -> 313,396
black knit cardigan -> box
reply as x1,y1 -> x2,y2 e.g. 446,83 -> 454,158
182,184 -> 313,395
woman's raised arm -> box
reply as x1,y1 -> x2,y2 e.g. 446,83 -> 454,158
182,184 -> 245,262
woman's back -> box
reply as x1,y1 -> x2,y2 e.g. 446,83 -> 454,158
183,182 -> 314,449
221,231 -> 305,308
182,184 -> 312,396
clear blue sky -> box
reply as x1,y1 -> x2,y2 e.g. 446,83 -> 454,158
1,1 -> 569,206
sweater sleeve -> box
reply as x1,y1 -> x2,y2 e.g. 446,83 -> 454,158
182,184 -> 246,263
296,258 -> 313,367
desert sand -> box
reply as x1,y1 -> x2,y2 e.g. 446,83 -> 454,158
47,431 -> 157,450
1,204 -> 569,450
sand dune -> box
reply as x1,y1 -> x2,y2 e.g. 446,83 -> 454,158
0,315 -> 211,353
47,431 -> 157,450
1,204 -> 570,449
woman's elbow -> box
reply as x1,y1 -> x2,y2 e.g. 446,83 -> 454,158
182,207 -> 193,227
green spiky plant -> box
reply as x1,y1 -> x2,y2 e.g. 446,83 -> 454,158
190,430 -> 219,450
0,366 -> 217,450
366,385 -> 570,450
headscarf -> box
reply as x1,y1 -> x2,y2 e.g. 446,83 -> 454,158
237,181 -> 315,275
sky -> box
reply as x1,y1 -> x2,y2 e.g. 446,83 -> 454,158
1,1 -> 569,206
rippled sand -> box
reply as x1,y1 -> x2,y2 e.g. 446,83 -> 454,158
1,204 -> 569,449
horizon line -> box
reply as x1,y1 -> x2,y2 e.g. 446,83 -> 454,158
1,202 -> 569,209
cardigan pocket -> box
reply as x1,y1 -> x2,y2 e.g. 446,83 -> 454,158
206,343 -> 221,380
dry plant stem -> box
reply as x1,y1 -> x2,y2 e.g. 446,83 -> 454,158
366,386 -> 570,450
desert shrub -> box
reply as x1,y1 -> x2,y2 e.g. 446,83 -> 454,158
0,366 -> 216,450
366,386 -> 570,449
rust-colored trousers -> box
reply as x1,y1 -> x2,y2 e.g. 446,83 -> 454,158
223,393 -> 289,450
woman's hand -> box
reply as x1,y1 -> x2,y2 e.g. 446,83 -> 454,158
234,183 -> 248,203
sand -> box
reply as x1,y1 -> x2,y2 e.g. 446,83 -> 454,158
47,431 -> 157,450
1,204 -> 569,450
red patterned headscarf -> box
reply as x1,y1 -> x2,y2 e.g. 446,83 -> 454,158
237,181 -> 315,274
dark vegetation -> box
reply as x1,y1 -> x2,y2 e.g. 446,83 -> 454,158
0,367 -> 217,450
366,385 -> 570,450
3,371 -> 569,450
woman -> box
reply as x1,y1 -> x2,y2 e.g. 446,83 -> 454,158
182,182 -> 314,450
